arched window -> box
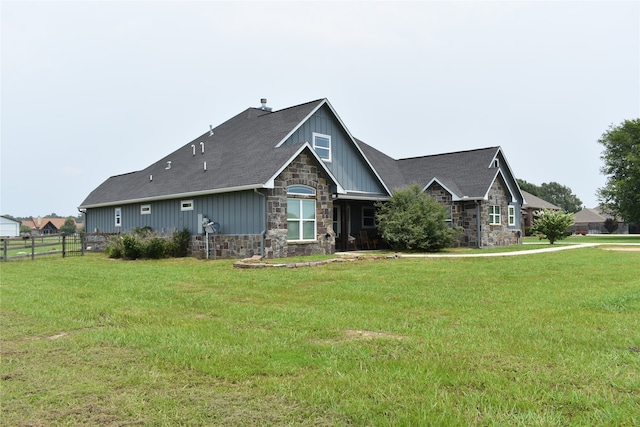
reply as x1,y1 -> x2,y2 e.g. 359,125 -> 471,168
287,186 -> 316,241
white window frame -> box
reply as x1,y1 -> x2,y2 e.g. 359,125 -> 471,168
287,185 -> 316,241
312,132 -> 332,162
180,200 -> 194,211
445,205 -> 454,226
115,207 -> 122,227
489,205 -> 501,225
141,204 -> 151,215
508,205 -> 516,226
362,206 -> 376,229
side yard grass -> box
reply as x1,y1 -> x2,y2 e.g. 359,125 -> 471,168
1,247 -> 639,426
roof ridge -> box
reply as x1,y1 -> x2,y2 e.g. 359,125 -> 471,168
255,98 -> 325,116
398,146 -> 499,161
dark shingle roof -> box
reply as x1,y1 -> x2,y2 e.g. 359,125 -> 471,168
80,98 -> 521,208
80,100 -> 326,207
393,147 -> 503,199
357,144 -> 516,200
355,139 -> 406,192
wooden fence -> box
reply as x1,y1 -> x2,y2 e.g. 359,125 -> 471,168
1,233 -> 84,262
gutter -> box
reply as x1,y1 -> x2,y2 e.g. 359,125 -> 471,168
79,184 -> 268,210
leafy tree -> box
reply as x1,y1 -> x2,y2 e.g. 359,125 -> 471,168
59,218 -> 77,235
375,184 -> 460,252
530,208 -> 575,244
538,182 -> 583,213
603,218 -> 618,234
516,179 -> 582,213
516,179 -> 541,196
597,118 -> 640,224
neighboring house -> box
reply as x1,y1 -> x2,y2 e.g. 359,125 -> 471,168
22,217 -> 79,235
79,98 -> 525,258
572,206 -> 630,234
0,216 -> 21,237
520,190 -> 561,229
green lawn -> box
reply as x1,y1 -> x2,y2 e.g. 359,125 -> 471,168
1,247 -> 639,426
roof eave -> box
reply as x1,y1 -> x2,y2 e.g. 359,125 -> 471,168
78,183 -> 270,209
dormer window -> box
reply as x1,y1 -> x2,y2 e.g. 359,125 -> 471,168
312,132 -> 331,162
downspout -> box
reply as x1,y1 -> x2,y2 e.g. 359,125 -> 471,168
254,189 -> 266,258
476,201 -> 482,249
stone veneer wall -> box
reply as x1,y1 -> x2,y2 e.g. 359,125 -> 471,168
265,151 -> 334,258
481,176 -> 520,248
425,180 -> 520,248
191,234 -> 262,259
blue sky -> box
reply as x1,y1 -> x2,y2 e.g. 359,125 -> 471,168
2,0 -> 638,217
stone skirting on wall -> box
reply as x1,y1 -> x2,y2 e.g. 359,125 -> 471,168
191,234 -> 262,259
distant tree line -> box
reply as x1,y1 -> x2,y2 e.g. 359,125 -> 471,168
517,179 -> 583,213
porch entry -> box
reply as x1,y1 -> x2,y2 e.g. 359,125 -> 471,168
333,201 -> 380,251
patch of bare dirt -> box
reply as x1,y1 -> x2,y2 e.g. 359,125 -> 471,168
599,247 -> 640,251
345,329 -> 404,340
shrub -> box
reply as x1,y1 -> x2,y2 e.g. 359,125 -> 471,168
531,209 -> 575,244
122,234 -> 142,260
105,236 -> 123,258
170,227 -> 191,257
143,237 -> 170,259
375,185 -> 461,252
104,227 -> 191,260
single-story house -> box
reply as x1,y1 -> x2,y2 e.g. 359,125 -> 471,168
1,215 -> 21,237
520,190 -> 561,229
572,206 -> 630,234
22,217 -> 79,235
79,98 -> 525,258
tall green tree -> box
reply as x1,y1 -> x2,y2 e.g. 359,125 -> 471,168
538,182 -> 583,213
375,185 -> 460,252
59,218 -> 77,235
597,118 -> 640,224
517,179 -> 582,213
516,179 -> 540,196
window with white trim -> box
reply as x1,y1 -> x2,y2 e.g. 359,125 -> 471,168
115,208 -> 122,227
141,204 -> 151,215
508,205 -> 516,226
445,205 -> 454,226
287,185 -> 316,241
180,200 -> 194,211
362,206 -> 375,228
312,132 -> 331,162
489,205 -> 501,225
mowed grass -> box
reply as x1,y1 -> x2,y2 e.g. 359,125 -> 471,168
1,247 -> 639,426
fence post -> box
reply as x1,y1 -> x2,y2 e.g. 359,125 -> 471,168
62,233 -> 67,258
81,232 -> 85,256
31,236 -> 35,260
1,239 -> 6,262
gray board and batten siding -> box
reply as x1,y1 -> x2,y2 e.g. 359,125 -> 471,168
281,105 -> 387,196
86,190 -> 264,236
